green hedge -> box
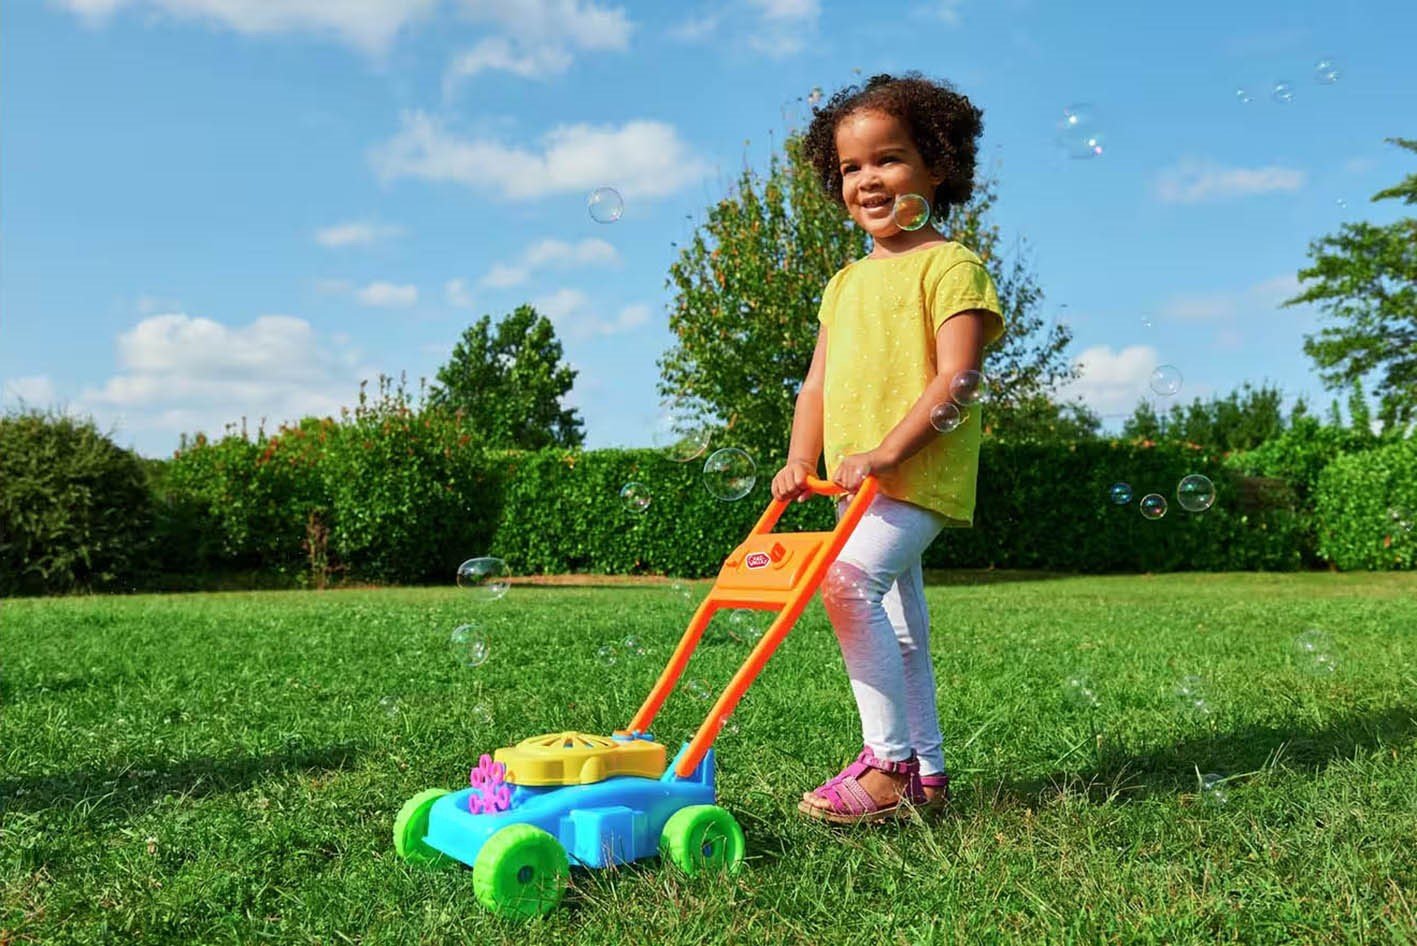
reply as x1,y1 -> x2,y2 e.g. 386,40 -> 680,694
484,441 -> 1305,577
1314,438 -> 1417,570
0,411 -> 153,595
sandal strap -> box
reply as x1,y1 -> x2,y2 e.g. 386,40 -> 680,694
817,776 -> 885,816
859,747 -> 918,775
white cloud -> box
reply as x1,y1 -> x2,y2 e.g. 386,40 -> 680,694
1155,158 -> 1305,204
2,374 -> 59,408
74,313 -> 378,454
529,290 -> 648,338
355,281 -> 419,308
53,0 -> 438,54
315,220 -> 404,248
1054,344 -> 1159,417
1158,273 -> 1301,321
481,237 -> 618,289
443,0 -> 631,89
371,112 -> 710,201
445,278 -> 477,308
669,0 -> 817,57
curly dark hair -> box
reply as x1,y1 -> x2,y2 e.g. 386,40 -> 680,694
802,72 -> 984,221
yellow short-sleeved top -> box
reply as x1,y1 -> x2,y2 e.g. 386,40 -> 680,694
817,241 -> 1004,526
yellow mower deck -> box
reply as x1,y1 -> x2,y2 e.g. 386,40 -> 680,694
493,731 -> 667,786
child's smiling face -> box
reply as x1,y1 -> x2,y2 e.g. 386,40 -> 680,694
834,109 -> 943,243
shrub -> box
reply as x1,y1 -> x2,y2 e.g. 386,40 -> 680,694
1314,437 -> 1417,570
0,410 -> 152,595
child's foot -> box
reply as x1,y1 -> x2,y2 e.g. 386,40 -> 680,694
801,766 -> 909,811
797,747 -> 922,824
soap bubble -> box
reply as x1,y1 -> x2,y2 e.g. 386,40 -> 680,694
686,679 -> 712,702
457,557 -> 510,602
1293,627 -> 1331,655
622,635 -> 646,657
823,562 -> 871,603
587,186 -> 623,223
727,609 -> 767,644
1314,58 -> 1340,84
703,447 -> 756,501
930,402 -> 965,433
1173,675 -> 1212,717
450,624 -> 490,667
1149,364 -> 1183,396
379,695 -> 400,718
1200,772 -> 1229,806
619,482 -> 652,514
651,401 -> 712,462
949,369 -> 991,406
1337,198 -> 1348,209
1271,80 -> 1294,104
1140,316 -> 1155,330
1176,474 -> 1216,513
892,193 -> 931,231
470,702 -> 493,727
1235,87 -> 1252,104
1109,482 -> 1133,505
596,643 -> 619,666
1056,103 -> 1104,159
1306,651 -> 1340,675
1389,506 -> 1414,533
668,580 -> 693,604
1140,493 -> 1168,520
1063,674 -> 1099,709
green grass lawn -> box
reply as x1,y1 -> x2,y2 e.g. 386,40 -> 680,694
4,572 -> 1416,944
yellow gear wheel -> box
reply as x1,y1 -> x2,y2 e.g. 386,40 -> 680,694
493,732 -> 666,786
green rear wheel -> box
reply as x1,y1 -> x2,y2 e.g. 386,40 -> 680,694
392,788 -> 451,867
473,824 -> 570,918
659,804 -> 746,877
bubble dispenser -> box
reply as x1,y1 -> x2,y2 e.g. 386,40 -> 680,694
393,475 -> 881,918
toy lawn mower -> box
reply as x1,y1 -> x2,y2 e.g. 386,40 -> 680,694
393,474 -> 879,917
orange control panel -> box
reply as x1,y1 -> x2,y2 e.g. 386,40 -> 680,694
715,533 -> 825,592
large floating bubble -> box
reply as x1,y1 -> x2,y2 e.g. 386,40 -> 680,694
457,557 -> 510,602
930,402 -> 964,433
892,193 -> 931,231
1271,80 -> 1294,104
651,400 -> 711,462
1200,772 -> 1229,807
1056,103 -> 1104,159
703,447 -> 756,501
450,624 -> 490,667
1314,58 -> 1341,84
1176,474 -> 1216,513
587,186 -> 623,223
949,369 -> 991,407
619,482 -> 651,514
1062,674 -> 1099,709
1149,364 -> 1183,397
1109,482 -> 1133,505
1139,493 -> 1168,520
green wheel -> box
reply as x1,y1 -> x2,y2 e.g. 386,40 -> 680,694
393,788 -> 451,867
473,824 -> 570,918
659,804 -> 746,877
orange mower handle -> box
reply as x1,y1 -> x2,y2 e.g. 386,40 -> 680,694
626,474 -> 880,778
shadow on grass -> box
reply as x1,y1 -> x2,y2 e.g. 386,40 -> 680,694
0,743 -> 361,818
991,702 -> 1417,807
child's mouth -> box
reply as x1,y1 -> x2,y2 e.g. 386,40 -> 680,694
859,195 -> 892,215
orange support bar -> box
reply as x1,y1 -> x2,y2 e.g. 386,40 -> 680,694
626,475 -> 880,779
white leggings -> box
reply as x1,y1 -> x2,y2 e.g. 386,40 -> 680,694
821,492 -> 947,776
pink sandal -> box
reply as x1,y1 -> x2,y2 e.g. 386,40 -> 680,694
797,747 -> 925,824
918,772 -> 951,809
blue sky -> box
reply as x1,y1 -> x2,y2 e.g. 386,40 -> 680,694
2,0 -> 1413,457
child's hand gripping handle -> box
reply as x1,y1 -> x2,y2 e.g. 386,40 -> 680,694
751,473 -> 877,537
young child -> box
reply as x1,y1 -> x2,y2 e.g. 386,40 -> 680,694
770,73 -> 1004,824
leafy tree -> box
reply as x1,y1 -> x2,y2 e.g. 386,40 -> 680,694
658,131 -> 1081,466
428,304 -> 583,449
1122,382 -> 1288,451
1285,136 -> 1417,431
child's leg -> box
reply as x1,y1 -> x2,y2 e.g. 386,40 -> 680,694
881,560 -> 946,777
820,493 -> 944,764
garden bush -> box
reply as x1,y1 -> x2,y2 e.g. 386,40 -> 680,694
0,410 -> 152,595
1314,437 -> 1417,570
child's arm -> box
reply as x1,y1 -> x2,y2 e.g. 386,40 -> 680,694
771,325 -> 828,502
833,310 -> 993,491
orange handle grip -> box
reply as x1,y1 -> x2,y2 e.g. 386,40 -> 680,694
802,475 -> 846,496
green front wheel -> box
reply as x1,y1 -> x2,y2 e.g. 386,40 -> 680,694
659,804 -> 746,877
392,788 -> 451,867
473,823 -> 570,918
